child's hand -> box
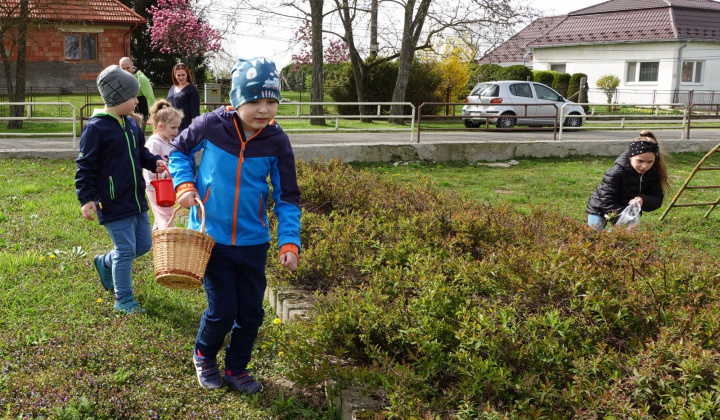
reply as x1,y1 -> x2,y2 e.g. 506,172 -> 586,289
630,197 -> 643,206
81,201 -> 97,221
280,252 -> 298,271
156,160 -> 166,173
177,191 -> 200,208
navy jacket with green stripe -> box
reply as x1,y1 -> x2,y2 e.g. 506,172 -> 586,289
75,110 -> 162,224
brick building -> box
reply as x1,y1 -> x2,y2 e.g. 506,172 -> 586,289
1,0 -> 145,90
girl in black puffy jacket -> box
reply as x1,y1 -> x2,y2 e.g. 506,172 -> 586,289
586,130 -> 670,231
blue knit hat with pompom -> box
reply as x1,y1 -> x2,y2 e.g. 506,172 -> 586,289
230,57 -> 280,109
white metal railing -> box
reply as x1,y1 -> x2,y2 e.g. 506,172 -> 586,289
559,103 -> 686,140
276,101 -> 416,142
0,102 -> 77,148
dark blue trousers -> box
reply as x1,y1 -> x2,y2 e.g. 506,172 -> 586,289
195,242 -> 269,373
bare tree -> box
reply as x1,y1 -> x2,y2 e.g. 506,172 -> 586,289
233,0 -> 335,125
308,0 -> 325,125
386,0 -> 535,124
0,0 -> 30,129
0,0 -> 87,128
224,0 -> 535,124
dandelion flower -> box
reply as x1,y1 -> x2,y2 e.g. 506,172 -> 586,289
273,318 -> 282,325
278,351 -> 284,357
39,257 -> 44,262
97,298 -> 103,303
49,255 -> 55,259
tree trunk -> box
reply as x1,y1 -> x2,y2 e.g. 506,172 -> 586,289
8,0 -> 28,129
309,0 -> 325,126
389,0 -> 430,125
335,0 -> 372,122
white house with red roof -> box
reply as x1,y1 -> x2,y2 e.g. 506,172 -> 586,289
1,0 -> 145,89
481,0 -> 720,103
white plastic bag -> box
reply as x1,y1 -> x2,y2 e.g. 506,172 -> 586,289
615,200 -> 641,229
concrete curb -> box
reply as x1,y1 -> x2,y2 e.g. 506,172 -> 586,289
291,139 -> 720,163
265,287 -> 385,419
2,139 -> 717,163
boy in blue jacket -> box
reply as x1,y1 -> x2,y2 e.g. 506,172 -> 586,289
75,65 -> 165,314
168,57 -> 301,395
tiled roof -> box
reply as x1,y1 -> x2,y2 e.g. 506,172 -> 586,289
529,0 -> 720,47
478,15 -> 564,64
10,0 -> 145,24
571,0 -> 720,15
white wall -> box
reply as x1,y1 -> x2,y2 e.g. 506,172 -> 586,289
532,41 -> 720,95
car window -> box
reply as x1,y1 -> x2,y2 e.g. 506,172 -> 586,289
470,83 -> 489,96
509,83 -> 533,98
534,84 -> 561,101
478,84 -> 499,97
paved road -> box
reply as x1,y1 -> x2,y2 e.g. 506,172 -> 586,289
1,127 -> 719,152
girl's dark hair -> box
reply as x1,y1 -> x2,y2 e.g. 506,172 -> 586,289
633,130 -> 669,192
147,99 -> 184,133
171,63 -> 193,86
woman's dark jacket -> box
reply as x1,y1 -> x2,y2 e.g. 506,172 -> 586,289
586,151 -> 664,219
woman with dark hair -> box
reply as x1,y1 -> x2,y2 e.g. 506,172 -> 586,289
166,63 -> 200,133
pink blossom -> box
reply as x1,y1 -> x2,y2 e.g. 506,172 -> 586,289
147,0 -> 222,57
291,20 -> 349,70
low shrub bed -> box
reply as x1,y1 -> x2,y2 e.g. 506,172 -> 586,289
267,159 -> 720,418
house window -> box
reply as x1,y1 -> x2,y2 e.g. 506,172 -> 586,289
682,61 -> 703,84
626,61 -> 659,82
65,33 -> 97,61
550,64 -> 566,73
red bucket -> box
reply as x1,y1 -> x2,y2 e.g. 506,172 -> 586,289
150,164 -> 175,207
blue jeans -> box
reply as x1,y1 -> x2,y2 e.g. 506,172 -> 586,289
588,214 -> 607,231
195,242 -> 270,373
102,212 -> 153,299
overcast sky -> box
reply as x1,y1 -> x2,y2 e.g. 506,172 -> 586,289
211,0 -> 609,71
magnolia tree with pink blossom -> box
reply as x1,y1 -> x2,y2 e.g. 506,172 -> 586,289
147,0 -> 222,77
291,20 -> 349,70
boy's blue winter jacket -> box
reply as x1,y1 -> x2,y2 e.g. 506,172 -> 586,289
168,106 -> 301,252
75,111 -> 161,224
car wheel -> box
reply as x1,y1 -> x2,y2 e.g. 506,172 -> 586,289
496,114 -> 515,129
464,120 -> 480,128
564,113 -> 583,128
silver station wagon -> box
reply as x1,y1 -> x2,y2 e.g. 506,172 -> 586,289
461,81 -> 586,129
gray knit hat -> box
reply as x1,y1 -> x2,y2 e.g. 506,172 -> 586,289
97,65 -> 140,107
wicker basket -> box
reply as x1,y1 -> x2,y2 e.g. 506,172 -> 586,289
152,198 -> 215,290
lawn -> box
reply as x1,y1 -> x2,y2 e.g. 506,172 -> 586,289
2,151 -> 720,417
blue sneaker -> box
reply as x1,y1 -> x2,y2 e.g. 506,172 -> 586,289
93,254 -> 114,292
225,369 -> 263,395
193,349 -> 222,390
113,294 -> 144,314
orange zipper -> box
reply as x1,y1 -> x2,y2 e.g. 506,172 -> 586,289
231,116 -> 263,245
258,194 -> 266,227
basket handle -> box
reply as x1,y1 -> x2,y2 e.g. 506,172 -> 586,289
168,197 -> 206,233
